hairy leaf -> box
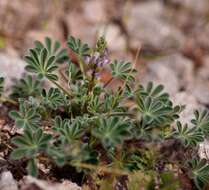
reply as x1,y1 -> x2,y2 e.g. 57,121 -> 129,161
25,48 -> 58,81
187,158 -> 209,190
9,102 -> 41,129
34,37 -> 68,63
11,75 -> 42,98
173,121 -> 204,147
67,36 -> 90,56
191,110 -> 209,136
110,60 -> 136,81
92,117 -> 132,148
42,88 -> 64,109
53,116 -> 84,143
11,128 -> 52,159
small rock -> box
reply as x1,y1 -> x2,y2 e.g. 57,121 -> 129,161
188,79 -> 209,105
0,53 -> 25,94
172,92 -> 200,124
21,176 -> 81,190
199,140 -> 209,160
127,1 -> 185,51
24,30 -> 54,53
197,55 -> 209,80
141,54 -> 194,96
0,171 -> 18,190
66,11 -> 97,46
169,0 -> 209,14
83,0 -> 107,23
142,62 -> 179,95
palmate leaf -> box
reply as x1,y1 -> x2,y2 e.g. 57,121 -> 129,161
25,48 -> 58,81
191,110 -> 209,136
173,121 -> 204,147
11,128 -> 52,176
34,37 -> 68,63
187,158 -> 209,190
0,77 -> 4,97
42,88 -> 64,110
9,101 -> 41,130
138,82 -> 171,106
11,75 -> 42,98
92,117 -> 132,148
136,95 -> 173,126
11,128 -> 52,159
47,146 -> 66,166
110,60 -> 136,82
53,116 -> 84,143
67,36 -> 90,56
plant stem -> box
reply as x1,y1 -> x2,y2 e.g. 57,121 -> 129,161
49,79 -> 73,98
0,97 -> 18,105
78,56 -> 86,79
104,77 -> 114,88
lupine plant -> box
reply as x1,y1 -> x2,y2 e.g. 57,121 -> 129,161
0,36 -> 209,189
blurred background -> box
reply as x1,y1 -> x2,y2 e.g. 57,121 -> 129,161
1,0 -> 209,123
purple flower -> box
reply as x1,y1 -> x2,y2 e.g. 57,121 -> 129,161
83,48 -> 110,67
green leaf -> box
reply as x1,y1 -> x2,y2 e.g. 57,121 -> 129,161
9,102 -> 41,129
67,36 -> 90,56
191,110 -> 209,136
0,77 -> 4,97
136,95 -> 173,126
110,60 -> 136,81
87,96 -> 101,114
173,121 -> 204,147
42,88 -> 64,109
27,158 -> 38,177
11,128 -> 51,160
34,37 -> 68,63
138,82 -> 171,106
25,48 -> 58,81
92,117 -> 132,148
47,147 -> 66,166
10,148 -> 29,160
187,158 -> 209,190
11,75 -> 42,98
65,60 -> 82,84
53,116 -> 84,143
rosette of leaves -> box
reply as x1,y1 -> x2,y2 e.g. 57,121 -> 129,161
11,128 -> 52,176
6,36 -> 209,189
